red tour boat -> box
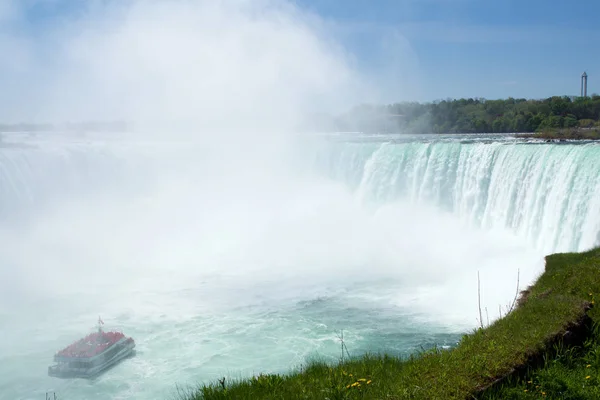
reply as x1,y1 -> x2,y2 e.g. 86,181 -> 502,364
48,317 -> 136,379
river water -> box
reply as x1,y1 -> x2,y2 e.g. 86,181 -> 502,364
1,132 -> 598,399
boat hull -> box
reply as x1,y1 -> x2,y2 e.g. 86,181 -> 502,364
48,339 -> 136,379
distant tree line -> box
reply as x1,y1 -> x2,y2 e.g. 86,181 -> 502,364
4,96 -> 600,135
333,95 -> 600,134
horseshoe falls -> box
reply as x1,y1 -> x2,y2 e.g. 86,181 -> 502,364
1,132 -> 599,400
311,136 -> 600,255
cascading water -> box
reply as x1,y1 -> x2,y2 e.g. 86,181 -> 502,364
0,132 -> 597,400
310,135 -> 600,254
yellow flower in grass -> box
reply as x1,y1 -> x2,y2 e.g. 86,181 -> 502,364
586,375 -> 591,379
587,364 -> 592,368
357,378 -> 367,382
366,380 -> 372,385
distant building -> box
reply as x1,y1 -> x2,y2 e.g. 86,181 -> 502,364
581,71 -> 588,97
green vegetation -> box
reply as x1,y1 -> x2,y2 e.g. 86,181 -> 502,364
480,324 -> 600,399
180,247 -> 600,399
480,250 -> 600,399
5,96 -> 600,139
333,96 -> 600,135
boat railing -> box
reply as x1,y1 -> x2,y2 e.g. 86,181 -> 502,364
49,364 -> 94,373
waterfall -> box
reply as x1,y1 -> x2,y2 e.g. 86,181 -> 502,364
313,139 -> 600,254
2,134 -> 600,254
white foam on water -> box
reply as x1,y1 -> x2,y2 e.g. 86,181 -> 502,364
0,135 -> 552,400
0,0 -> 598,398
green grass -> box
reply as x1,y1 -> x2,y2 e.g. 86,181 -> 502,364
479,325 -> 600,399
179,247 -> 600,400
480,250 -> 600,399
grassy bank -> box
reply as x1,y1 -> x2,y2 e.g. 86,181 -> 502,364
480,249 -> 600,399
181,247 -> 600,400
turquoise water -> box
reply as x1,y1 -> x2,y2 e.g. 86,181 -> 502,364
309,134 -> 600,254
0,132 -> 597,399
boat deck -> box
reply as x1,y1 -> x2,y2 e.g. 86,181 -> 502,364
56,331 -> 125,359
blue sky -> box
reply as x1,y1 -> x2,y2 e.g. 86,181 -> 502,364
296,0 -> 600,102
1,0 -> 599,122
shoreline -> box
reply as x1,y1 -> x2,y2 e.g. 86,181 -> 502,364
181,247 -> 600,399
516,127 -> 600,141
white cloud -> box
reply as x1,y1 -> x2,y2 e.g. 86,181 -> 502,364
394,21 -> 600,45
